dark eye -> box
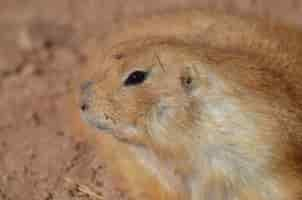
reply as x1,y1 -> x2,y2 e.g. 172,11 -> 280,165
181,76 -> 193,88
124,70 -> 149,86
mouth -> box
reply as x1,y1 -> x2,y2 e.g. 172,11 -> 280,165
95,123 -> 113,132
80,111 -> 144,144
80,111 -> 114,133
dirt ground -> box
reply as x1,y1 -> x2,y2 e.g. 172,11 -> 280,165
0,1 -> 301,200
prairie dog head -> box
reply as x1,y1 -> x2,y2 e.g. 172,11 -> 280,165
80,42 -> 206,154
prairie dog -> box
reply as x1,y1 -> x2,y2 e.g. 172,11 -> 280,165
79,9 -> 302,200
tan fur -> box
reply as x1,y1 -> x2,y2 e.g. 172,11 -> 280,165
77,9 -> 302,200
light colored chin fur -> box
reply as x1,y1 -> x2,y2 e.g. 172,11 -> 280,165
129,70 -> 285,200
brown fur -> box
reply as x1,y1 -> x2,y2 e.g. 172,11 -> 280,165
76,9 -> 302,200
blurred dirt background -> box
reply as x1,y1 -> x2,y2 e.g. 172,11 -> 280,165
0,0 -> 301,200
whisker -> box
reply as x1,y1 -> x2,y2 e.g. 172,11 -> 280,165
154,52 -> 166,72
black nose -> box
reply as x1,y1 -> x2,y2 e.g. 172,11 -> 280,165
81,103 -> 89,111
80,80 -> 94,112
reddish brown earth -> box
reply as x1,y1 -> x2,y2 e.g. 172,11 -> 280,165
0,1 -> 301,200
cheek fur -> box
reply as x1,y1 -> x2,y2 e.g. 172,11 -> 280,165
112,87 -> 157,126
146,95 -> 200,148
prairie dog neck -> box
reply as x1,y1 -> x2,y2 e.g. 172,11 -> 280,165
191,77 -> 281,200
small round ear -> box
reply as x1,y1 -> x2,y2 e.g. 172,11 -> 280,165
180,65 -> 201,95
